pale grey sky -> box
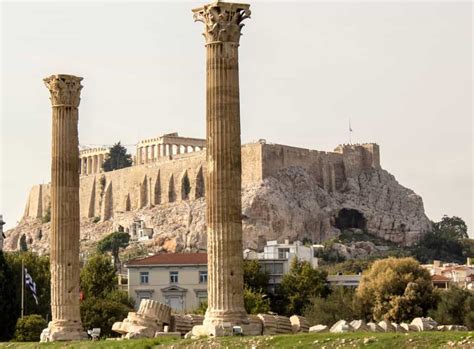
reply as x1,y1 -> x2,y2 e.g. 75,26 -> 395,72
1,1 -> 472,235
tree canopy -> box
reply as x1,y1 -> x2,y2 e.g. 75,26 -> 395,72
102,142 -> 132,172
80,254 -> 117,299
79,254 -> 134,336
97,232 -> 130,271
276,258 -> 329,316
429,286 -> 474,330
410,215 -> 471,264
355,257 -> 435,323
0,252 -> 50,341
243,259 -> 270,292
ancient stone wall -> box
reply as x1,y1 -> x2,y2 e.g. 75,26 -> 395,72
21,142 -> 380,222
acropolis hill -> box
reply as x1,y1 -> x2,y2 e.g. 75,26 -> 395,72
4,133 -> 431,254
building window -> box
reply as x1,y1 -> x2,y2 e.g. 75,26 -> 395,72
199,271 -> 208,283
170,271 -> 179,284
274,263 -> 284,275
278,248 -> 290,259
140,272 -> 149,284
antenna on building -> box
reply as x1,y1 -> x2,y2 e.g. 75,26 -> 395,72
349,117 -> 353,144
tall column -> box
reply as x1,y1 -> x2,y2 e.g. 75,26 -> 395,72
150,144 -> 155,161
157,144 -> 162,158
137,146 -> 142,165
193,2 -> 251,332
42,74 -> 87,341
144,145 -> 149,163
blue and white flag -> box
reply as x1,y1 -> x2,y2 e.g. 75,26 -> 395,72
25,268 -> 38,305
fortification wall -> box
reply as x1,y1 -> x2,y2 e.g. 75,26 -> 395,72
21,142 -> 379,221
23,143 -> 265,221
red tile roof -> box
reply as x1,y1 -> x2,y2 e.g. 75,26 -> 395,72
126,253 -> 208,266
432,274 -> 451,282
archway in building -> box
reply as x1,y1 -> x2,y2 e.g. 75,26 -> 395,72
335,208 -> 367,231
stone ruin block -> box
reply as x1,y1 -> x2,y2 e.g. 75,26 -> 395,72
290,315 -> 309,333
257,314 -> 278,335
437,325 -> 468,331
410,317 -> 438,332
350,320 -> 370,332
112,299 -> 172,339
274,315 -> 293,334
309,324 -> 329,333
330,320 -> 353,333
400,323 -> 418,332
392,323 -> 407,332
242,315 -> 263,336
367,322 -> 384,332
186,314 -> 204,327
170,314 -> 193,335
378,320 -> 396,332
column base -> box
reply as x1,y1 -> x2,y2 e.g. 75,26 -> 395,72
191,310 -> 249,337
40,320 -> 88,342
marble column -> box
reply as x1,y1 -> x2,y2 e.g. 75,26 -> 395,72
150,144 -> 155,162
193,1 -> 251,332
137,147 -> 142,165
42,74 -> 87,341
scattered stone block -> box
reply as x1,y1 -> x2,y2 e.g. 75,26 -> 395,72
274,315 -> 293,334
290,315 -> 309,333
309,325 -> 329,333
242,315 -> 263,336
367,322 -> 384,332
400,323 -> 418,332
330,320 -> 353,333
410,317 -> 438,331
154,331 -> 181,338
170,314 -> 193,335
378,320 -> 396,332
257,314 -> 278,335
350,320 -> 370,332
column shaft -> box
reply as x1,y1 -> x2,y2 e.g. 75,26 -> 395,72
44,74 -> 86,341
204,42 -> 246,325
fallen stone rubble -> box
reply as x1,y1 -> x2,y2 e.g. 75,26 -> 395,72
112,303 -> 469,340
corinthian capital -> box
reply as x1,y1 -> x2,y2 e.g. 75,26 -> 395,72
193,1 -> 251,45
44,74 -> 83,108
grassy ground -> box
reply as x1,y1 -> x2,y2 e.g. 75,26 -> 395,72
1,331 -> 472,349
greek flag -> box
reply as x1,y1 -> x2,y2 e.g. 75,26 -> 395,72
25,268 -> 38,305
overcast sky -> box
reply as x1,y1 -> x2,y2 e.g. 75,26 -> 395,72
1,1 -> 472,235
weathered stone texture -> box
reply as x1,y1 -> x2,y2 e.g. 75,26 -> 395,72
41,74 -> 87,342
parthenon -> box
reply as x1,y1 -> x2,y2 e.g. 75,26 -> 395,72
79,147 -> 109,176
136,132 -> 206,165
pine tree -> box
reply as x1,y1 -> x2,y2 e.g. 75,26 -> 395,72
102,142 -> 132,172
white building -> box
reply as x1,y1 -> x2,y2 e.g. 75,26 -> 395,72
126,253 -> 208,312
244,240 -> 323,292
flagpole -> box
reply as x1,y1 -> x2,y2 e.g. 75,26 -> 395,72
21,258 -> 24,318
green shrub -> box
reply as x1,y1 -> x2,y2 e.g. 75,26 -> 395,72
14,314 -> 47,342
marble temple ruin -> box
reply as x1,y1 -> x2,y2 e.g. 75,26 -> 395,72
41,74 -> 87,341
192,0 -> 251,335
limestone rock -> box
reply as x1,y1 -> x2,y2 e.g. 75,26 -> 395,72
290,315 -> 309,333
309,325 -> 329,333
411,317 -> 438,331
330,320 -> 353,333
5,166 -> 431,255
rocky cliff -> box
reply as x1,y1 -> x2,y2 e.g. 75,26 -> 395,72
4,166 -> 431,255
